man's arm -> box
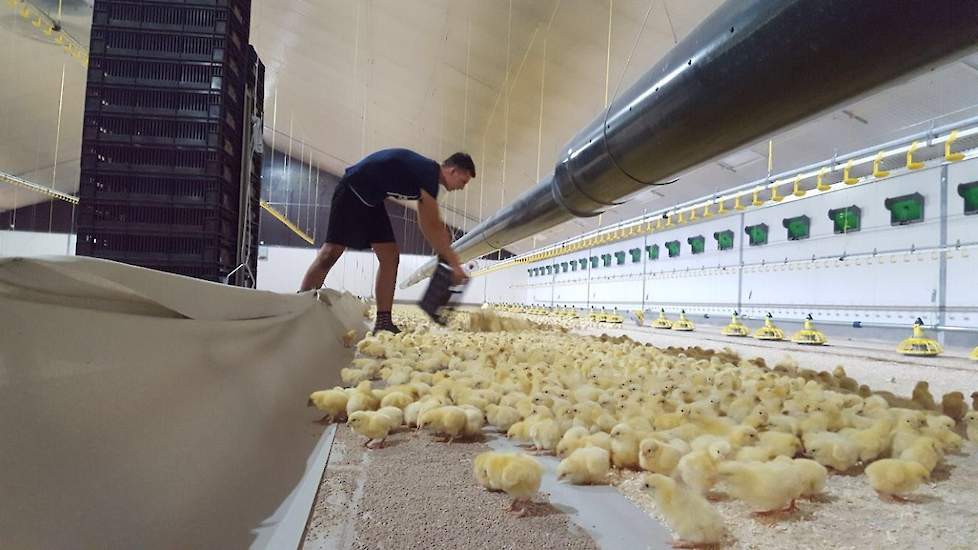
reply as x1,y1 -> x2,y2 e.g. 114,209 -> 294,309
417,189 -> 468,283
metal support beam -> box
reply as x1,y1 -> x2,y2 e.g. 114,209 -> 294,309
0,171 -> 79,205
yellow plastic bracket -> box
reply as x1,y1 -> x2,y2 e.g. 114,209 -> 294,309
872,151 -> 890,178
717,200 -> 727,214
843,159 -> 859,185
751,188 -> 764,207
734,195 -> 745,211
655,218 -> 664,230
260,200 -> 315,244
906,141 -> 924,170
816,167 -> 830,191
792,175 -> 805,197
665,215 -> 674,227
770,184 -> 784,202
945,130 -> 965,162
689,208 -> 697,222
702,204 -> 713,218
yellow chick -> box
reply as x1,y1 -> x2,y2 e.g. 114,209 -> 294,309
377,406 -> 403,429
340,367 -> 369,387
461,405 -> 486,438
486,404 -> 522,432
802,432 -> 860,471
839,417 -> 894,463
342,329 -> 358,348
345,390 -> 379,417
556,447 -> 611,485
475,452 -> 544,516
717,460 -> 806,515
735,445 -> 775,462
529,418 -> 561,453
964,411 -> 978,442
757,431 -> 802,459
642,474 -> 727,548
419,406 -> 468,443
556,427 -> 591,458
610,424 -> 649,470
347,410 -> 395,448
922,415 -> 964,453
772,456 -> 827,498
899,437 -> 942,474
380,391 -> 414,410
308,389 -> 348,423
676,441 -> 731,497
638,438 -> 684,476
865,458 -> 930,501
356,337 -> 386,358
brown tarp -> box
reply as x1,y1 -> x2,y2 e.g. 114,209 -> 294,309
0,257 -> 363,549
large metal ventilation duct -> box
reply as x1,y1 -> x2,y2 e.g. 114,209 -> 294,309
404,0 -> 978,287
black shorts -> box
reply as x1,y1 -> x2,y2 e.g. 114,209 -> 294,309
325,180 -> 396,250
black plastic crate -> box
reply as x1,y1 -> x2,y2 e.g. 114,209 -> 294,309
76,228 -> 237,265
143,261 -> 230,282
89,28 -> 240,62
82,114 -> 235,148
93,1 -> 250,39
87,56 -> 243,92
77,173 -> 241,210
84,86 -> 234,118
81,143 -> 239,179
77,200 -> 239,237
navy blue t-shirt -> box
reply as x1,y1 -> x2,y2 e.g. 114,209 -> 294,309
342,148 -> 440,206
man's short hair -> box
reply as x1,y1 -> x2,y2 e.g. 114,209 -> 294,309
444,152 -> 476,178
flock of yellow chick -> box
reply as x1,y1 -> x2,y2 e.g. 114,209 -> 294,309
310,309 -> 978,547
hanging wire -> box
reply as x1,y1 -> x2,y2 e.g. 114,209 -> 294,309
268,90 -> 278,202
49,61 -> 67,233
462,9 -> 472,233
313,164 -> 320,243
297,138 -> 305,229
285,115 -> 294,217
536,0 -> 562,183
605,0 -> 614,107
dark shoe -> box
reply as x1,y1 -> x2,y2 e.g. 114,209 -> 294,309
373,323 -> 402,335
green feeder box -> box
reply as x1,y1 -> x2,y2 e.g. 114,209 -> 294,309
579,258 -> 589,270
629,248 -> 642,263
665,240 -> 681,258
590,256 -> 599,268
828,205 -> 861,234
960,182 -> 978,214
688,235 -> 705,254
646,244 -> 660,260
885,192 -> 924,225
745,223 -> 769,246
714,230 -> 734,251
614,251 -> 627,265
783,215 -> 810,241
601,254 -> 613,267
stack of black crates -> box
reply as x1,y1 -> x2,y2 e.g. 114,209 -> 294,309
77,0 -> 264,287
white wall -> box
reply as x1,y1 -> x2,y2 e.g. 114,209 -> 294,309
256,246 -> 521,305
0,230 -> 75,257
522,157 -> 978,328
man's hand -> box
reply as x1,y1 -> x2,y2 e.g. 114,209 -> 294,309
450,262 -> 469,286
